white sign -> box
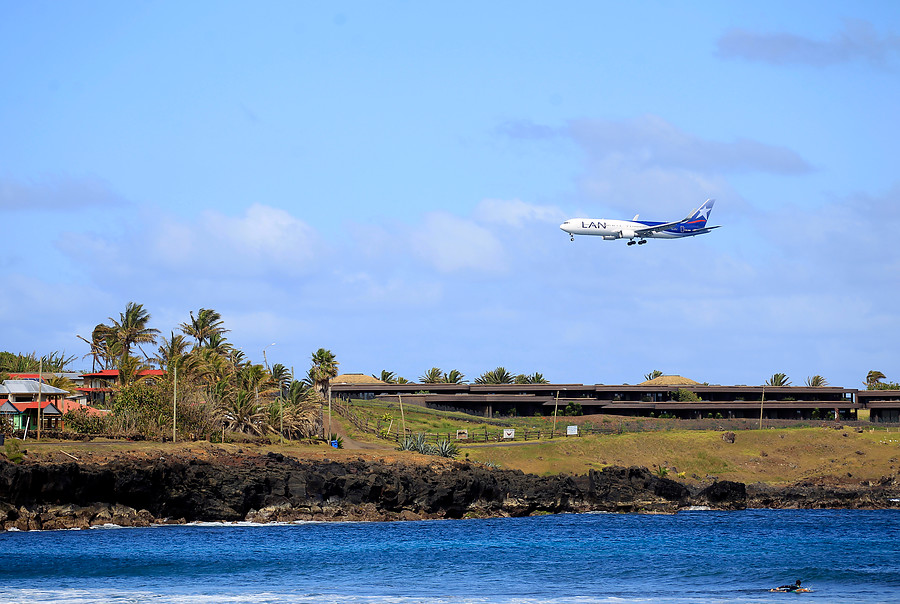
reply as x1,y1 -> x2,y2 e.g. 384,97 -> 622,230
502,429 -> 515,440
456,429 -> 469,440
566,425 -> 578,436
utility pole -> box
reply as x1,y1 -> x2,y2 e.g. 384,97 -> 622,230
552,390 -> 560,439
759,386 -> 766,429
399,393 -> 406,439
36,358 -> 42,441
263,343 -> 276,371
172,364 -> 177,443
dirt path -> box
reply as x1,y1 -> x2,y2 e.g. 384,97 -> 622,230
324,414 -> 393,451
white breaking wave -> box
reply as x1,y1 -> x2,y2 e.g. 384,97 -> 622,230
0,590 -> 667,604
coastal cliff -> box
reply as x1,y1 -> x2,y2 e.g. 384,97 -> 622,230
1,452 -> 897,531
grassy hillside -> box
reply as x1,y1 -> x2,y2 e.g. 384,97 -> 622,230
14,399 -> 900,488
337,399 -> 900,485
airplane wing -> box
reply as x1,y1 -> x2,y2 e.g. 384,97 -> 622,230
633,217 -> 691,236
632,201 -> 716,236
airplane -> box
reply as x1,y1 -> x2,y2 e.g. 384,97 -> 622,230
559,198 -> 720,245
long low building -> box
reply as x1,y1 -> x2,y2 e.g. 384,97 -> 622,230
330,374 -> 898,422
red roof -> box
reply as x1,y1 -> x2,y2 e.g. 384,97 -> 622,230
58,400 -> 110,416
1,400 -> 61,412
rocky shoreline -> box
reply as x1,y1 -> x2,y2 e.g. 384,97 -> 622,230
2,452 -> 899,531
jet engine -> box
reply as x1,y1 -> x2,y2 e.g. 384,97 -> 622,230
619,229 -> 636,240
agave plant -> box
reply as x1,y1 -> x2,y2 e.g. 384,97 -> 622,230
397,433 -> 436,455
434,440 -> 460,459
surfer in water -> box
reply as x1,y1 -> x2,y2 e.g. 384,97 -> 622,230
772,580 -> 804,592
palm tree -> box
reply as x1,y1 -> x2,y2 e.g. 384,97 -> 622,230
107,302 -> 160,368
806,375 -> 828,387
515,372 -> 548,384
373,370 -> 397,384
204,333 -> 231,354
419,367 -> 444,383
155,332 -> 190,372
443,369 -> 466,384
644,369 -> 664,381
866,370 -> 886,390
181,308 -> 229,349
475,367 -> 514,385
118,354 -> 156,386
218,388 -> 266,435
270,363 -> 292,395
765,373 -> 791,387
84,323 -> 119,370
45,374 -> 76,394
228,349 -> 247,370
310,348 -> 339,401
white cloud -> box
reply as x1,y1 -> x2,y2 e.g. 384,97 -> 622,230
717,19 -> 900,68
569,115 -> 811,175
0,175 -> 125,210
474,198 -> 566,227
410,211 -> 507,273
58,203 -> 324,281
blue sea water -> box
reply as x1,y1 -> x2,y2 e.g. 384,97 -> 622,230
1,509 -> 899,604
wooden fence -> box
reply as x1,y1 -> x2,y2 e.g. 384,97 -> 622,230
329,399 -> 894,444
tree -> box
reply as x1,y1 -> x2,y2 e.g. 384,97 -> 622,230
270,363 -> 292,395
515,372 -> 548,384
310,348 -> 339,401
106,302 -> 160,368
181,308 -> 229,349
118,354 -> 156,387
866,370 -> 887,390
443,369 -> 466,384
374,370 -> 397,384
155,332 -> 190,373
420,367 -> 444,383
805,375 -> 828,387
475,367 -> 514,385
644,369 -> 664,381
765,373 -> 791,387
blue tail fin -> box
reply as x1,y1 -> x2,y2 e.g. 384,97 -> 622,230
685,199 -> 715,230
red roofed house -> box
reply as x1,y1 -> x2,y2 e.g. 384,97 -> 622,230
78,369 -> 167,405
0,380 -> 71,432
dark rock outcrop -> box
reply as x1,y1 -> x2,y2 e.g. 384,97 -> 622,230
2,455 -> 898,531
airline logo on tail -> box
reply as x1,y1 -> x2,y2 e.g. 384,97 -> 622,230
560,199 -> 720,245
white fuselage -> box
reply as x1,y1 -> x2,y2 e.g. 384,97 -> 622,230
560,219 -> 682,240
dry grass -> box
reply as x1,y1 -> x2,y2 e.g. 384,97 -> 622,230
15,416 -> 900,487
463,426 -> 900,485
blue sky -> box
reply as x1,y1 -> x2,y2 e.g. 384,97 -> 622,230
2,1 -> 900,387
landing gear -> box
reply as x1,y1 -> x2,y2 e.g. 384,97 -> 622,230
570,235 -> 574,242
638,239 -> 647,245
627,240 -> 636,246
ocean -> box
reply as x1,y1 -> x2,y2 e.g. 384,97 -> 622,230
1,509 -> 898,604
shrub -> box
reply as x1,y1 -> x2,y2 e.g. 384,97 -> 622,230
4,439 -> 24,464
434,440 -> 460,458
564,402 -> 583,416
62,408 -> 108,434
671,388 -> 701,402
